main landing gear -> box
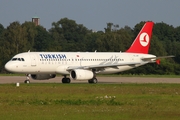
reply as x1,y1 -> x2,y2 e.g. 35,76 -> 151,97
24,74 -> 30,83
89,72 -> 98,83
88,78 -> 98,84
62,76 -> 71,83
23,75 -> 98,84
61,76 -> 98,84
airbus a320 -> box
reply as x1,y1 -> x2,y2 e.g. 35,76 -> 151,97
5,21 -> 173,84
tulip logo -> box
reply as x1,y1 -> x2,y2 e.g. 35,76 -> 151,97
139,32 -> 149,47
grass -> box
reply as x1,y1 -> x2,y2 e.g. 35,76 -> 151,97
0,83 -> 180,120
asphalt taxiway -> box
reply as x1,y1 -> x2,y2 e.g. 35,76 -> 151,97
0,76 -> 179,84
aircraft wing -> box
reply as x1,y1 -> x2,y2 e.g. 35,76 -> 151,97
66,62 -> 144,71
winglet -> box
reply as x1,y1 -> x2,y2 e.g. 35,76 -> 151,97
126,21 -> 154,54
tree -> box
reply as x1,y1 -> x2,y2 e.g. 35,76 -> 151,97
3,21 -> 28,55
33,26 -> 52,51
149,35 -> 167,56
153,22 -> 175,41
104,22 -> 113,33
0,22 -> 28,72
0,19 -> 179,74
174,26 -> 180,42
21,22 -> 37,51
50,18 -> 90,51
0,23 -> 4,36
85,32 -> 103,52
133,21 -> 145,37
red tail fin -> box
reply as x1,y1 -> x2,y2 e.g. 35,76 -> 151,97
126,21 -> 154,54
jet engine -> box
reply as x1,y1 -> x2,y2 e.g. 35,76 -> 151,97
31,74 -> 56,80
70,69 -> 94,80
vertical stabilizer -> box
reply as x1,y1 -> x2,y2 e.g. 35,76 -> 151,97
126,21 -> 154,54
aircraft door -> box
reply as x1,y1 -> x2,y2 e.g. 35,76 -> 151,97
30,54 -> 36,66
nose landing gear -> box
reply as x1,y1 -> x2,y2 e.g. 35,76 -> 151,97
24,74 -> 30,83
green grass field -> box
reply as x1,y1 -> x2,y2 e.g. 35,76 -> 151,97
0,83 -> 180,120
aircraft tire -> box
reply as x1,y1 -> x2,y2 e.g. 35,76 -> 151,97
88,78 -> 97,84
66,78 -> 71,83
93,78 -> 98,83
88,80 -> 92,83
24,80 -> 30,84
62,78 -> 66,83
62,78 -> 71,83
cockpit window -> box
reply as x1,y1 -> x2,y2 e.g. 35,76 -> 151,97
12,58 -> 17,61
11,58 -> 25,61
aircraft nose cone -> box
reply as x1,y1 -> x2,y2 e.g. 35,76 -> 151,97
5,62 -> 12,72
5,62 -> 21,73
4,63 -> 10,71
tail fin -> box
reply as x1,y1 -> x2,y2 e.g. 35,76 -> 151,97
126,21 -> 154,54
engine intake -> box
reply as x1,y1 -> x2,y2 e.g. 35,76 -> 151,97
70,69 -> 94,80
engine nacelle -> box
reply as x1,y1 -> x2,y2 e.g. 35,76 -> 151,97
70,69 -> 94,80
31,74 -> 56,80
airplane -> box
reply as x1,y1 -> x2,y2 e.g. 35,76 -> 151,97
4,21 -> 174,84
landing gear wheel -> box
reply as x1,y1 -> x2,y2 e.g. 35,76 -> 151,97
62,78 -> 71,83
24,80 -> 30,84
88,78 -> 98,84
62,78 -> 66,83
88,79 -> 93,83
66,78 -> 71,83
24,74 -> 30,84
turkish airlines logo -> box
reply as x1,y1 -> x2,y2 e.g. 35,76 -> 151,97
139,32 -> 149,47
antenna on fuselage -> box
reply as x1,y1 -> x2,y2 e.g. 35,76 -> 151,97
95,50 -> 97,53
28,50 -> 30,52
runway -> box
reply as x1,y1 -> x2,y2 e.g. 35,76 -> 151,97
0,76 -> 180,84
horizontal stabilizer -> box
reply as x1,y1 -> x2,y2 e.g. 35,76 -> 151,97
142,55 -> 174,61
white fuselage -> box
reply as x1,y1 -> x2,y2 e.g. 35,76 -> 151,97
5,52 -> 156,75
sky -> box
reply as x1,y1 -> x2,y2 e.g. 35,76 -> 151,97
0,0 -> 180,31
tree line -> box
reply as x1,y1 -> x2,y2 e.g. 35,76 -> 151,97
0,18 -> 179,74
